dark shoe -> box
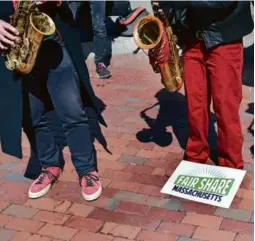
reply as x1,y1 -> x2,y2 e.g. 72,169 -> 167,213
96,63 -> 111,79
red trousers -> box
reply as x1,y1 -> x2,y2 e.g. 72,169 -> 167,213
183,40 -> 244,169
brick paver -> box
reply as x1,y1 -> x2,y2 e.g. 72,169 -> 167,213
0,52 -> 253,240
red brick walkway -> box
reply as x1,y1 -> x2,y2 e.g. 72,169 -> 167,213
0,53 -> 253,241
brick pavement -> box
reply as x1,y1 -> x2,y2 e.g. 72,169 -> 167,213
0,52 -> 253,241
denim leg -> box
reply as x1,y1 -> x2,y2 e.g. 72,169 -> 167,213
27,87 -> 60,168
90,0 -> 110,65
47,48 -> 96,177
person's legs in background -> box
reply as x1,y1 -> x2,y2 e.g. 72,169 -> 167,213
90,0 -> 112,79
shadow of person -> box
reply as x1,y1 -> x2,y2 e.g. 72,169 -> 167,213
242,44 -> 254,87
242,43 -> 254,157
84,96 -> 112,155
136,89 -> 188,149
248,122 -> 254,157
246,103 -> 254,157
137,89 -> 218,164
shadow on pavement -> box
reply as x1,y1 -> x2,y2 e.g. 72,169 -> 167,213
242,44 -> 254,87
137,89 -> 217,160
138,40 -> 254,161
243,44 -> 254,157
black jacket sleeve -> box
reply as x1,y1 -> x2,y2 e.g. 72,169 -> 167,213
0,2 -> 13,19
159,1 -> 235,9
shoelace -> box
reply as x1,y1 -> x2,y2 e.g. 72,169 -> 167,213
82,173 -> 99,187
35,170 -> 57,185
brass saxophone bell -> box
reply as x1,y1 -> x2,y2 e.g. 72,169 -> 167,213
30,12 -> 56,36
133,15 -> 164,50
133,11 -> 183,92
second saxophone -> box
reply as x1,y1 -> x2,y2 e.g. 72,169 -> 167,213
133,2 -> 183,92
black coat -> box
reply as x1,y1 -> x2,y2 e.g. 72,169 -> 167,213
160,1 -> 254,49
0,2 -> 106,177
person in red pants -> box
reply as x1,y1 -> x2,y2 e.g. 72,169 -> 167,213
158,1 -> 254,169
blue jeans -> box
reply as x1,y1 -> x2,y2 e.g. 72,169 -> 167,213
90,0 -> 110,65
23,39 -> 96,177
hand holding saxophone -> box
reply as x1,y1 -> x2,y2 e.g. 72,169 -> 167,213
0,20 -> 19,50
3,0 -> 56,74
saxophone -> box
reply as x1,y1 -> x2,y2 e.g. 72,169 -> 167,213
133,2 -> 183,92
4,0 -> 56,74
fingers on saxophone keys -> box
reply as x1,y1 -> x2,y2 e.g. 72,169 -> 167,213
1,21 -> 19,36
0,36 -> 15,47
0,37 -> 12,49
3,32 -> 19,45
0,41 -> 7,50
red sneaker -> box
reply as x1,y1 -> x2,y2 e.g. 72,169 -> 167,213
80,171 -> 102,201
28,167 -> 61,199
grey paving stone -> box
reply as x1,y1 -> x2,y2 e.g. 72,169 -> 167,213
145,196 -> 168,208
105,198 -> 119,211
163,198 -> 183,211
3,204 -> 38,219
244,163 -> 254,172
2,172 -> 30,183
114,191 -> 148,204
119,155 -> 146,165
178,237 -> 199,241
0,162 -> 21,170
115,106 -> 136,112
0,228 -> 15,241
215,208 -> 253,222
250,213 -> 254,223
126,97 -> 145,103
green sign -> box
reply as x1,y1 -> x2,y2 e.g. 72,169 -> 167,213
174,175 -> 234,196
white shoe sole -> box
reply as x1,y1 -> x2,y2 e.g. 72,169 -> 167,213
82,186 -> 102,202
28,183 -> 52,199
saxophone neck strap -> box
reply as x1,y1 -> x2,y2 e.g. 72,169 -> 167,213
12,0 -> 18,10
